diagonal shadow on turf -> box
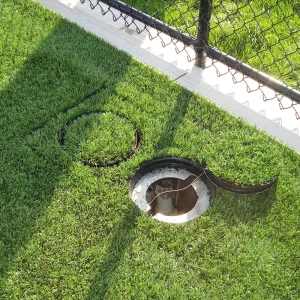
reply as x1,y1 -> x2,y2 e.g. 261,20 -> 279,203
154,87 -> 193,152
86,202 -> 140,299
0,12 -> 133,292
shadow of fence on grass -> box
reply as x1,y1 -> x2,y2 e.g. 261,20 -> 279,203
0,3 -> 281,297
0,17 -> 132,286
154,88 -> 192,152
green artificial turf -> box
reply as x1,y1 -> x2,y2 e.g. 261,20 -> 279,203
0,0 -> 299,299
125,0 -> 300,91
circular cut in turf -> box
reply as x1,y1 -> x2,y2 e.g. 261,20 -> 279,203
60,112 -> 140,167
129,158 -> 216,224
201,131 -> 281,187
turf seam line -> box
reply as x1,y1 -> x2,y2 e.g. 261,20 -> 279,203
30,85 -> 106,135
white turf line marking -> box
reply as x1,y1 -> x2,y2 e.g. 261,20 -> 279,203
36,0 -> 300,152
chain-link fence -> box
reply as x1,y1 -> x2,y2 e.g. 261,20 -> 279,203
82,0 -> 300,117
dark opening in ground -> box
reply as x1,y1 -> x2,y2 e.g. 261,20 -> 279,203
146,176 -> 198,216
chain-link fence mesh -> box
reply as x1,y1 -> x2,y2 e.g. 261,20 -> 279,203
83,0 -> 300,118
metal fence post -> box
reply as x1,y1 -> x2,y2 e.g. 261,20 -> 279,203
195,0 -> 213,68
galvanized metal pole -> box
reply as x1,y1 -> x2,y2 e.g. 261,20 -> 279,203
195,0 -> 213,68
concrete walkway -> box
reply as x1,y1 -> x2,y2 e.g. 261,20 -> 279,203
36,0 -> 300,152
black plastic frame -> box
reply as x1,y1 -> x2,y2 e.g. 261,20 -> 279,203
130,158 -> 277,195
59,112 -> 142,167
204,169 -> 277,195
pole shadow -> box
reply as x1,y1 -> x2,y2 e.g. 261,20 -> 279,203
154,88 -> 193,152
85,67 -> 196,299
86,202 -> 140,299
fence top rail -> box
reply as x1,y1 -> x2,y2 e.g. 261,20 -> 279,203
94,0 -> 300,104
